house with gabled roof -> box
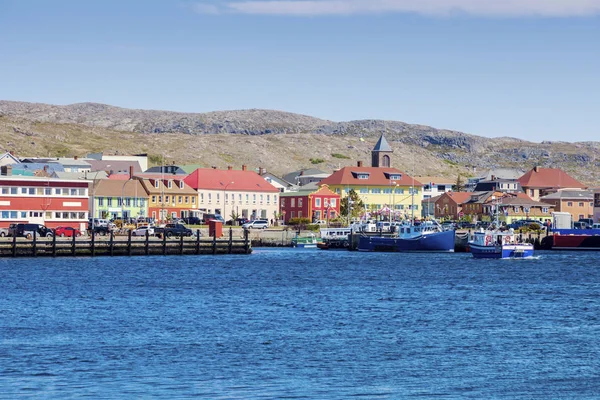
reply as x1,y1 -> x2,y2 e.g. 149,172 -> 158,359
184,165 -> 280,222
415,176 -> 455,199
434,192 -> 473,220
518,166 -> 586,201
0,151 -> 20,167
462,191 -> 553,224
319,134 -> 421,220
279,184 -> 340,223
137,176 -> 198,222
540,190 -> 594,222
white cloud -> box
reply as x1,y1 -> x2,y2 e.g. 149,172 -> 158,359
193,3 -> 221,14
197,0 -> 600,17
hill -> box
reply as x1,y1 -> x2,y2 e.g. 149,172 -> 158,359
1,100 -> 599,185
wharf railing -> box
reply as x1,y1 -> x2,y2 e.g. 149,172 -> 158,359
0,229 -> 251,258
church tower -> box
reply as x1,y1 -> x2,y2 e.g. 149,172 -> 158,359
371,134 -> 393,168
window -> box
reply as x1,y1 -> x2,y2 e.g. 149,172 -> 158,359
165,195 -> 170,203
389,174 -> 401,180
267,195 -> 270,204
158,196 -> 163,203
98,197 -> 104,206
10,187 -> 17,194
315,198 -> 321,207
360,188 -> 369,194
298,198 -> 303,207
245,194 -> 249,203
395,188 -> 404,194
154,180 -> 159,188
530,189 -> 534,197
1,188 -> 7,195
567,202 -> 573,207
178,196 -> 182,203
383,188 -> 392,194
43,188 -> 51,195
55,188 -> 61,195
514,206 -> 520,213
273,195 -> 277,204
357,173 -> 370,179
579,202 -> 584,207
260,194 -> 264,204
330,199 -> 336,207
107,198 -> 113,207
208,193 -> 212,202
438,185 -> 446,191
298,211 -> 303,218
524,207 -> 530,213
185,196 -> 189,203
191,197 -> 195,204
152,195 -> 156,203
29,188 -> 36,195
125,198 -> 131,206
117,198 -> 123,206
372,188 -> 381,194
253,194 -> 256,204
542,207 -> 548,213
216,193 -> 220,202
291,198 -> 295,207
21,188 -> 27,194
168,180 -> 172,189
179,181 -> 184,189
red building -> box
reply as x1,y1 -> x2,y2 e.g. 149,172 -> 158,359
279,184 -> 340,223
0,176 -> 89,230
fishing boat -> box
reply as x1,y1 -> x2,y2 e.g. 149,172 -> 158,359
547,227 -> 600,250
469,228 -> 534,259
357,220 -> 455,252
291,233 -> 320,248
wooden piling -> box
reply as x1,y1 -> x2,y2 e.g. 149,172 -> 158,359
91,232 -> 95,257
32,230 -> 37,258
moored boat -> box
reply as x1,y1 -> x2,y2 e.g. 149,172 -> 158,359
357,220 -> 455,252
291,233 -> 320,248
549,228 -> 600,250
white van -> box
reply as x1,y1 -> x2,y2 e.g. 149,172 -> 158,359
242,220 -> 269,229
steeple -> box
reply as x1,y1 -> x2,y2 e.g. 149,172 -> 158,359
371,134 -> 393,168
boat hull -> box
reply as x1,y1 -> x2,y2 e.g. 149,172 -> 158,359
357,230 -> 455,252
551,234 -> 600,251
470,243 -> 534,259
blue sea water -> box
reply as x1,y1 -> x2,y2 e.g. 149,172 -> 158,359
1,249 -> 600,399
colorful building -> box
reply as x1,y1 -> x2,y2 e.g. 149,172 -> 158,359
434,192 -> 473,220
279,184 -> 341,223
540,190 -> 594,221
0,175 -> 89,230
184,166 -> 280,222
518,166 -> 586,201
91,178 -> 149,220
137,176 -> 198,222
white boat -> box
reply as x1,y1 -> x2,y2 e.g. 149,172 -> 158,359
469,228 -> 534,259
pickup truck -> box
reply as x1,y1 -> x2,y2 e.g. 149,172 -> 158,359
155,223 -> 194,238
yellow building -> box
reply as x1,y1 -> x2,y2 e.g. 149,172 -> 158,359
319,135 -> 422,220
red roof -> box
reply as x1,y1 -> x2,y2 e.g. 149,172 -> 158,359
184,168 -> 279,192
319,167 -> 421,186
438,192 -> 472,205
518,167 -> 585,189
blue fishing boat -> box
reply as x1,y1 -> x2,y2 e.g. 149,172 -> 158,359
469,229 -> 534,259
357,221 -> 455,252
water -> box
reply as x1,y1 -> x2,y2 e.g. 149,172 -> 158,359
1,249 -> 600,399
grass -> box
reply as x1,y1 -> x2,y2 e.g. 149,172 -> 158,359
331,153 -> 350,159
310,158 -> 325,164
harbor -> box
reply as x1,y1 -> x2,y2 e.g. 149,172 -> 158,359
0,229 -> 251,257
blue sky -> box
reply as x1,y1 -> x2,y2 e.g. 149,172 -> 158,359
1,0 -> 599,142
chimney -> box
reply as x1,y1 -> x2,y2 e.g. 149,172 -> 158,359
242,165 -> 247,171
74,155 -> 78,160
43,165 -> 48,172
228,166 -> 233,170
259,167 -> 264,175
1,165 -> 12,176
491,175 -> 495,181
129,165 -> 134,179
357,161 -> 363,167
534,165 -> 540,172
212,166 -> 217,169
9,151 -> 14,156
299,171 -> 304,176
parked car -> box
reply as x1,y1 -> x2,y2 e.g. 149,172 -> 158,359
11,223 -> 54,238
55,226 -> 82,237
236,217 -> 250,226
242,220 -> 269,229
154,223 -> 194,238
578,218 -> 594,227
573,221 -> 589,230
0,227 -> 8,237
132,226 -> 155,236
183,217 -> 202,225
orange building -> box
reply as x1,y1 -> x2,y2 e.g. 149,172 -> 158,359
518,166 -> 586,201
540,190 -> 594,221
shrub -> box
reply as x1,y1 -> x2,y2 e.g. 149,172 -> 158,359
310,158 -> 325,164
331,153 -> 350,159
288,217 -> 311,226
306,224 -> 320,231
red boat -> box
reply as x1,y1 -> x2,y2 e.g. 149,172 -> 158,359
551,231 -> 600,250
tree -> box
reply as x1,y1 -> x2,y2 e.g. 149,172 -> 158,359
340,189 -> 365,222
454,173 -> 465,192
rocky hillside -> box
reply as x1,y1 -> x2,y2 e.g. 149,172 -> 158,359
1,100 -> 599,185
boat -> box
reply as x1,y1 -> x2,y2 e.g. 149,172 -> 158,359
469,228 -> 534,259
291,233 -> 320,248
357,220 -> 455,252
547,228 -> 600,250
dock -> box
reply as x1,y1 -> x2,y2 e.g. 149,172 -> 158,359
0,229 -> 251,257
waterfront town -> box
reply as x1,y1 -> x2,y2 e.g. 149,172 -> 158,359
0,134 -> 599,234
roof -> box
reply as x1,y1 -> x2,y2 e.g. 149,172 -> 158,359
540,190 -> 594,200
477,168 -> 525,180
373,134 -> 393,152
50,158 -> 92,167
415,176 -> 455,185
498,193 -> 552,207
184,168 -> 279,192
422,194 -> 443,204
319,166 -> 421,187
437,192 -> 472,205
518,167 -> 585,189
8,163 -> 65,175
145,165 -> 187,175
86,160 -> 142,174
282,168 -> 327,184
280,184 -> 339,198
94,179 -> 148,197
180,164 -> 204,174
